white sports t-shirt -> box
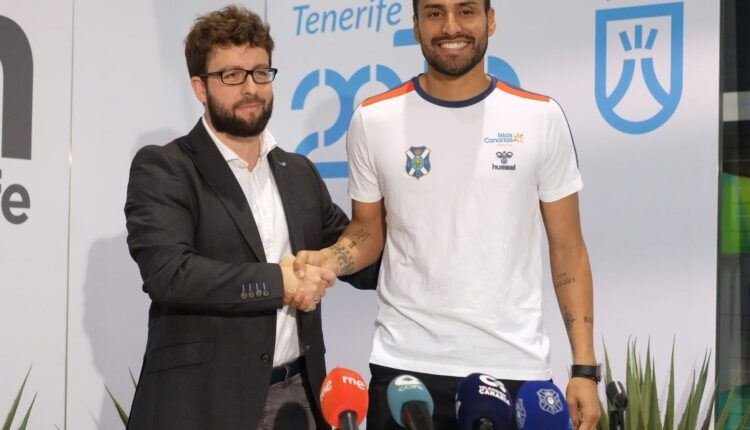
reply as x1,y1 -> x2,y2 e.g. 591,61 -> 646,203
347,75 -> 583,380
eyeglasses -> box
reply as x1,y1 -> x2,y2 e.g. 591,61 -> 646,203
199,67 -> 278,85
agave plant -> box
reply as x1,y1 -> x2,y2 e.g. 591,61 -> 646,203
3,366 -> 37,430
105,368 -> 138,427
596,339 -> 750,430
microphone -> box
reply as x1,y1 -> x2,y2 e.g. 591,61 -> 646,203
319,367 -> 369,430
606,381 -> 627,430
386,374 -> 435,430
513,380 -> 570,429
456,373 -> 513,430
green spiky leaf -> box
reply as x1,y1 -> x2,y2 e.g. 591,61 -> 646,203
17,392 -> 36,430
104,385 -> 129,426
3,365 -> 32,430
129,368 -> 138,390
700,381 -> 718,430
687,353 -> 710,429
664,341 -> 676,430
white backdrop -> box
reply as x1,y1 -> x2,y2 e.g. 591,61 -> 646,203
0,0 -> 719,428
0,1 -> 72,428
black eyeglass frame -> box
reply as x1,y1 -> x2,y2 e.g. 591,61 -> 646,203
198,67 -> 278,85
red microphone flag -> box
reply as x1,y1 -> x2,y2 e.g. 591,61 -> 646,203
320,367 -> 369,428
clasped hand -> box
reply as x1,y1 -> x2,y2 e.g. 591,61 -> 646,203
280,254 -> 335,312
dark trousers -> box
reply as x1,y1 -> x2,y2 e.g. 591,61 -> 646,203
367,363 -> 527,430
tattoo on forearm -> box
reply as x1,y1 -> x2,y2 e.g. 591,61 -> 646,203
353,229 -> 370,242
563,307 -> 576,332
584,316 -> 594,325
554,272 -> 576,289
332,243 -> 355,275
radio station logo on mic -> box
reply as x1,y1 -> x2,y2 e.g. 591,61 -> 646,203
476,374 -> 511,405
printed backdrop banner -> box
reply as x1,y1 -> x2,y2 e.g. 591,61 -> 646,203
0,0 -> 720,428
0,1 -> 72,428
268,0 -> 719,394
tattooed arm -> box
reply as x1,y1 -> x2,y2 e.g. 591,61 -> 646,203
294,199 -> 386,277
541,192 -> 599,430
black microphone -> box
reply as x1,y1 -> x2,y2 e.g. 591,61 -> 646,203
387,375 -> 435,430
456,373 -> 514,430
606,381 -> 627,430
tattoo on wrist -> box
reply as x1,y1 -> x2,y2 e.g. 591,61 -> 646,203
563,307 -> 576,332
331,243 -> 355,275
554,272 -> 576,289
584,316 -> 594,325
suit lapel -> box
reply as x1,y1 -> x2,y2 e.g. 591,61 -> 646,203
180,120 -> 267,262
268,148 -> 304,254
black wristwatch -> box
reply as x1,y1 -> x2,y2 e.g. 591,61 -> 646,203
571,364 -> 601,384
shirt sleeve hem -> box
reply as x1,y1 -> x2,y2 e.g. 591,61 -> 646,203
539,177 -> 584,202
349,189 -> 383,203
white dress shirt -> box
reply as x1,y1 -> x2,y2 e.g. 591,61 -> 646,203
202,117 -> 300,367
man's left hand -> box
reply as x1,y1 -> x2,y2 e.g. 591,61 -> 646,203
566,377 -> 601,429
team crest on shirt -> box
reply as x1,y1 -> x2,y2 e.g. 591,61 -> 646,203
405,146 -> 431,179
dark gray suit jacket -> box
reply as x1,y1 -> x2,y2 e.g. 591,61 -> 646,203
124,120 -> 377,430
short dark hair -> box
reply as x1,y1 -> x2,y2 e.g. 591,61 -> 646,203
184,5 -> 274,77
412,0 -> 491,17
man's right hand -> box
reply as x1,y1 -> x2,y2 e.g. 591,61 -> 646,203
280,255 -> 334,312
293,249 -> 338,278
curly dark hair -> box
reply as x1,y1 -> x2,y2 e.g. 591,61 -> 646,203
184,5 -> 274,77
412,0 -> 490,17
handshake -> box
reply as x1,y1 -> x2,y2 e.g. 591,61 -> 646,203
279,249 -> 338,312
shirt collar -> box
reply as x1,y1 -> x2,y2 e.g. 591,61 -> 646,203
201,116 -> 277,169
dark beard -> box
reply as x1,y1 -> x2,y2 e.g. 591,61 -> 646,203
421,32 -> 488,77
207,92 -> 274,138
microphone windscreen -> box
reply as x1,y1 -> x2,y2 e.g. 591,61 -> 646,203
514,380 -> 570,429
320,367 -> 369,428
386,374 -> 435,427
606,381 -> 628,409
455,373 -> 513,430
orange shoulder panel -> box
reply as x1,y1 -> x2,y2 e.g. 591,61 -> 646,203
362,81 -> 415,107
496,81 -> 550,102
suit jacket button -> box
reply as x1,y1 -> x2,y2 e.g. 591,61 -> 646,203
260,353 -> 271,363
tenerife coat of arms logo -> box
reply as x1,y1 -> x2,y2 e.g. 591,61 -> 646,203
405,146 -> 431,179
537,388 -> 564,415
595,2 -> 684,134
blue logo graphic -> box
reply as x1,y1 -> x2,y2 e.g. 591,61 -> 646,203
537,389 -> 564,415
595,2 -> 684,134
292,11 -> 521,178
405,146 -> 431,179
292,65 -> 401,178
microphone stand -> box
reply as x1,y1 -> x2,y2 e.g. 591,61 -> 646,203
606,381 -> 628,430
338,411 -> 359,430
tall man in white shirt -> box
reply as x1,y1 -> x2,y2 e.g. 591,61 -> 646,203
294,0 -> 601,428
124,6 -> 376,430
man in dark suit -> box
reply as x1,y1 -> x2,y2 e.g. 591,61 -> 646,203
124,6 -> 374,429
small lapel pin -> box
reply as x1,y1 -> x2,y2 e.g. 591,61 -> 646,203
278,161 -> 287,167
